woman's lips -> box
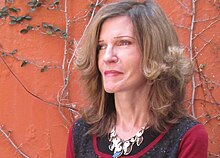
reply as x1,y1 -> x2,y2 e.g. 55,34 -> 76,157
104,70 -> 123,76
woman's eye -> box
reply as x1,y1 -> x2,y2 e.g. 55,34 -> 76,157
118,40 -> 131,46
98,44 -> 107,50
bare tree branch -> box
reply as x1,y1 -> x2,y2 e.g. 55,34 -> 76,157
189,0 -> 197,118
193,35 -> 214,60
0,125 -> 29,158
203,114 -> 220,125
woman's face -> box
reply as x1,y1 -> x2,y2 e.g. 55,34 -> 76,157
98,16 -> 147,93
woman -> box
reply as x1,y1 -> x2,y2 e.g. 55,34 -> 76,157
66,0 -> 208,157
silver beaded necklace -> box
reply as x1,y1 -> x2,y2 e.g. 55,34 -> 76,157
108,126 -> 149,158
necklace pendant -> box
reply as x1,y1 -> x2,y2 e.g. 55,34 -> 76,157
108,126 -> 148,157
136,128 -> 144,137
136,136 -> 144,146
123,141 -> 133,155
112,151 -> 123,158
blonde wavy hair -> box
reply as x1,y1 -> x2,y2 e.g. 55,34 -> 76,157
76,0 -> 193,136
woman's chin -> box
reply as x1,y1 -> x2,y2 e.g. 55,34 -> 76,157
104,89 -> 115,94
104,87 -> 118,94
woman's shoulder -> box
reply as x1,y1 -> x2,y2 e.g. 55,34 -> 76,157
177,117 -> 208,140
72,118 -> 90,132
177,118 -> 208,157
167,117 -> 202,139
175,117 -> 199,129
71,118 -> 91,142
73,118 -> 89,126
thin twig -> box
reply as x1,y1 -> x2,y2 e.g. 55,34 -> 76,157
193,18 -> 220,40
198,67 -> 220,107
173,23 -> 190,30
195,15 -> 220,23
0,125 -> 29,158
203,114 -> 220,125
184,98 -> 220,105
97,0 -> 105,5
176,0 -> 192,15
192,35 -> 214,60
208,81 -> 220,86
69,10 -> 90,23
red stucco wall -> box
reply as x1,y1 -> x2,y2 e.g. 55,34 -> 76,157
0,0 -> 219,157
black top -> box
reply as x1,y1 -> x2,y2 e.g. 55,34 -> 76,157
71,117 -> 200,158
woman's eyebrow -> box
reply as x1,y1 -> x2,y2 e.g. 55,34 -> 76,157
98,35 -> 135,42
114,35 -> 135,39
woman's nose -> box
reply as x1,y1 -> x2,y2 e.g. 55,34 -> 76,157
103,45 -> 118,63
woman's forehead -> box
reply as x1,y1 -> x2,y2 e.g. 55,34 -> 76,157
99,16 -> 135,40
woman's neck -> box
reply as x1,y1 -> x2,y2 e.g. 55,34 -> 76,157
114,88 -> 149,140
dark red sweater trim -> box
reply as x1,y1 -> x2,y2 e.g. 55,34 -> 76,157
66,123 -> 75,158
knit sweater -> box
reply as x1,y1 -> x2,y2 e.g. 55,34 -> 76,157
66,117 -> 208,158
